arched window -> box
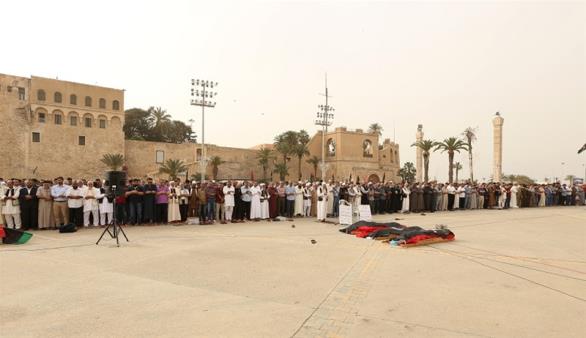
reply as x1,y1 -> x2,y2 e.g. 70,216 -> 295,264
53,111 -> 63,125
70,94 -> 77,105
99,98 -> 106,109
97,115 -> 107,129
37,89 -> 46,101
85,96 -> 92,107
83,114 -> 93,128
54,92 -> 62,103
112,100 -> 120,111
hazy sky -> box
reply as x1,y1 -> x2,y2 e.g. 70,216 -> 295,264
2,0 -> 585,182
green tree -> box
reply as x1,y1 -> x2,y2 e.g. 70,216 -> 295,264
368,123 -> 383,137
148,106 -> 171,127
306,155 -> 320,179
273,162 -> 289,181
100,153 -> 124,171
256,147 -> 274,181
293,130 -> 310,180
159,159 -> 188,180
462,127 -> 477,182
124,107 -> 195,143
210,156 -> 225,180
503,174 -> 535,185
123,108 -> 152,140
434,137 -> 469,183
398,162 -> 416,183
411,139 -> 437,183
453,162 -> 463,183
273,131 -> 298,180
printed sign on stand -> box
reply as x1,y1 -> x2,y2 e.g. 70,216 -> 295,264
339,200 -> 353,225
358,205 -> 372,221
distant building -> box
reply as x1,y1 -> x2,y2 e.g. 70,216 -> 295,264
1,73 -> 401,182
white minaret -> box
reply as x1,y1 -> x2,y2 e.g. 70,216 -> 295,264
492,112 -> 504,182
415,124 -> 424,182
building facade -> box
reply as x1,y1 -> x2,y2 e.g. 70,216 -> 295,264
1,74 -> 401,182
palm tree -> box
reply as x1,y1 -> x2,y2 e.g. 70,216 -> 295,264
453,162 -> 463,183
398,162 -> 416,183
411,139 -> 437,183
100,153 -> 124,171
148,106 -> 171,127
306,156 -> 320,179
159,159 -> 188,180
368,123 -> 383,136
462,127 -> 477,182
256,147 -> 274,181
273,131 -> 298,164
273,162 -> 289,181
434,137 -> 469,183
293,130 -> 310,180
210,156 -> 225,180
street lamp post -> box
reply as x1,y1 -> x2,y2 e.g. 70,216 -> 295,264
190,79 -> 218,182
314,76 -> 334,181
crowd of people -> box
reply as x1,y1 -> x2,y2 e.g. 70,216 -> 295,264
1,176 -> 584,231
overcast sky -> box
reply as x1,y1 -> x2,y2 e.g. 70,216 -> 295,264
2,0 -> 585,182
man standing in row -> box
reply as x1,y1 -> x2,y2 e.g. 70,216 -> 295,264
19,179 -> 38,230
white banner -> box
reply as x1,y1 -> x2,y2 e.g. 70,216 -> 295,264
358,205 -> 372,221
339,203 -> 353,225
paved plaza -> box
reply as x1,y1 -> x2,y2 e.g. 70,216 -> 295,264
1,207 -> 585,338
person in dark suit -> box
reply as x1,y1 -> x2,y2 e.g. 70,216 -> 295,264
19,179 -> 39,230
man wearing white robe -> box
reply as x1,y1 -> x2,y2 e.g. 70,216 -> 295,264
303,183 -> 312,217
82,181 -> 100,227
249,182 -> 262,220
326,180 -> 334,216
98,185 -> 113,226
294,182 -> 304,216
223,180 -> 235,222
510,183 -> 519,208
353,184 -> 361,215
2,180 -> 21,229
317,183 -> 327,221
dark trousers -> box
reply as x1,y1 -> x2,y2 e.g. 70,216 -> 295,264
459,197 -> 466,210
128,202 -> 142,224
278,197 -> 286,216
115,204 -> 126,224
448,195 -> 455,210
206,199 -> 216,221
20,203 -> 38,230
156,203 -> 168,223
199,204 -> 207,222
286,200 -> 294,218
369,200 -> 376,214
179,204 -> 188,221
333,196 -> 340,217
69,207 -> 83,226
242,201 -> 251,220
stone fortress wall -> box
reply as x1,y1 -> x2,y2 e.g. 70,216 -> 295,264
1,73 -> 401,182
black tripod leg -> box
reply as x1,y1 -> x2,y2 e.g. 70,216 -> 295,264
96,224 -> 112,245
117,224 -> 129,242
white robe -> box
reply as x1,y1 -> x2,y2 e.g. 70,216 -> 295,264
317,186 -> 327,221
294,186 -> 304,216
401,188 -> 410,212
168,187 -> 181,222
326,184 -> 334,215
260,190 -> 270,219
223,186 -> 235,207
1,187 -> 20,215
510,186 -> 518,208
250,186 -> 262,219
82,187 -> 100,212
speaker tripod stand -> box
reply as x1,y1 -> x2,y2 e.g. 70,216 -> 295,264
96,186 -> 129,247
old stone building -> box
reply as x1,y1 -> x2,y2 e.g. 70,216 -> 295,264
1,74 -> 124,179
1,73 -> 401,182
